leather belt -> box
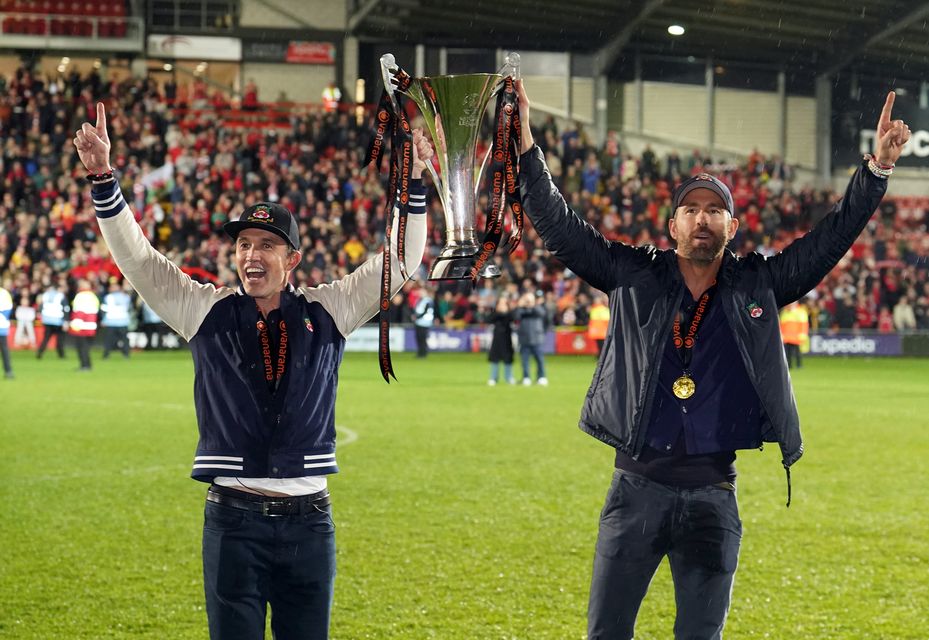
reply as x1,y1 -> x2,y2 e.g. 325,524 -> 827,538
207,485 -> 330,517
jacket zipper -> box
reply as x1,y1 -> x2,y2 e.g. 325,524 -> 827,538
632,282 -> 685,458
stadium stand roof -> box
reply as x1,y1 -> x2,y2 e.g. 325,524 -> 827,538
349,0 -> 929,81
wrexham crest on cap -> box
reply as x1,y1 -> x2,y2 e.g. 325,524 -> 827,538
247,205 -> 272,222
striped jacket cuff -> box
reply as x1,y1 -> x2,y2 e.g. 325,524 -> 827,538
92,180 -> 128,218
408,178 -> 426,215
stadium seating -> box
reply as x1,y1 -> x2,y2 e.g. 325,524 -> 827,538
0,66 -> 926,332
0,0 -> 127,37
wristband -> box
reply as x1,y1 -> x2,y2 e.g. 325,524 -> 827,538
864,154 -> 893,179
86,168 -> 116,184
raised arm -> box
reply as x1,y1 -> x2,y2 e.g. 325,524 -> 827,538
302,128 -> 433,336
74,103 -> 231,340
765,92 -> 908,306
516,80 -> 651,293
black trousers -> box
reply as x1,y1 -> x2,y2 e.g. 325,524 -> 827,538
75,335 -> 93,369
142,322 -> 164,349
415,325 -> 429,358
103,326 -> 129,357
784,343 -> 802,368
37,324 -> 66,358
1,336 -> 11,375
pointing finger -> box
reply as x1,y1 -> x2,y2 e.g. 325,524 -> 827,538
96,102 -> 107,136
878,91 -> 895,128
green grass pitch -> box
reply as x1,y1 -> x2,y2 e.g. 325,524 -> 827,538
1,349 -> 927,639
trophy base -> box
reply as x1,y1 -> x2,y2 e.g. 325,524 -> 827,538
428,256 -> 501,280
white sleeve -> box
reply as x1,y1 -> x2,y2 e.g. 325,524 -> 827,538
300,211 -> 427,337
93,183 -> 233,341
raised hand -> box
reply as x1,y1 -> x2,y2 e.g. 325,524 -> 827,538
874,91 -> 911,166
73,102 -> 112,175
515,79 -> 534,154
411,128 -> 434,179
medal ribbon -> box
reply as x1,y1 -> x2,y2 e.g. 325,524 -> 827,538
470,76 -> 525,281
672,284 -> 716,372
365,65 -> 413,382
257,312 -> 288,391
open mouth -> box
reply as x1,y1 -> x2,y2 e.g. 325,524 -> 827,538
245,266 -> 266,283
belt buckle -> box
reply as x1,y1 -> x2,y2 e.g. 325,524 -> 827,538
261,500 -> 287,517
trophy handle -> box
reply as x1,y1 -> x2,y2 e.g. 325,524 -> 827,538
477,51 -> 520,194
379,54 -> 403,115
497,51 -> 521,80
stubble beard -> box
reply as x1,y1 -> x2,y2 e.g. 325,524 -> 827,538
679,232 -> 727,264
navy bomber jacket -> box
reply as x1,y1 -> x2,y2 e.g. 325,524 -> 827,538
93,179 -> 427,481
519,146 -> 887,473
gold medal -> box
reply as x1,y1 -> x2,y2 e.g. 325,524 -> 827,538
672,374 -> 696,399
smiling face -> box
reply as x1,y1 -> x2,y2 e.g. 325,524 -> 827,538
234,228 -> 301,308
669,188 -> 739,264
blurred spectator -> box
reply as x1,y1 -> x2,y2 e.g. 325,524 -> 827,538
14,293 -> 36,348
69,278 -> 99,371
100,279 -> 132,358
0,284 -> 13,378
36,278 -> 68,358
487,295 -> 515,386
588,293 -> 610,356
893,295 -> 917,332
139,300 -> 167,350
412,283 -> 434,358
779,300 -> 809,369
515,291 -> 548,386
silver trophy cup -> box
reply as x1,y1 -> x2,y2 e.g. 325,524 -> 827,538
380,52 -> 520,280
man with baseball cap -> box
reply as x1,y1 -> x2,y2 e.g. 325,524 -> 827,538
74,101 -> 434,639
515,80 -> 910,638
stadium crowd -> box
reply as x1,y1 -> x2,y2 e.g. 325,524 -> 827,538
1,65 -> 928,344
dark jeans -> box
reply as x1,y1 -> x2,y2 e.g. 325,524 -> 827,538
519,344 -> 546,380
588,469 -> 742,640
37,324 -> 66,358
202,497 -> 336,640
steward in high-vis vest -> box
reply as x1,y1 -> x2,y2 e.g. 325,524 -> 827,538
69,279 -> 100,371
37,280 -> 68,359
779,300 -> 810,369
588,294 -> 610,355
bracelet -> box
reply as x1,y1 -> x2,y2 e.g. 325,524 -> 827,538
86,168 -> 116,184
864,154 -> 893,179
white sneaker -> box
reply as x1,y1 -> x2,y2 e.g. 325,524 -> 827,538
537,377 -> 549,386
506,378 -> 516,385
487,379 -> 497,386
522,378 -> 532,386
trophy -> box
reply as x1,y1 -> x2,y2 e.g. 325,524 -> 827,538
379,52 -> 522,280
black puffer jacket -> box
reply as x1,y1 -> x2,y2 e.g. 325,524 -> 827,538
519,147 -> 886,471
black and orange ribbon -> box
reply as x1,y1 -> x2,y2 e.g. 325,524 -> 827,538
672,284 -> 716,371
256,310 -> 288,392
364,65 -> 414,382
470,76 -> 524,280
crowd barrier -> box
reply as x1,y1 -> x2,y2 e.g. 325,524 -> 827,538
11,326 -> 929,357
